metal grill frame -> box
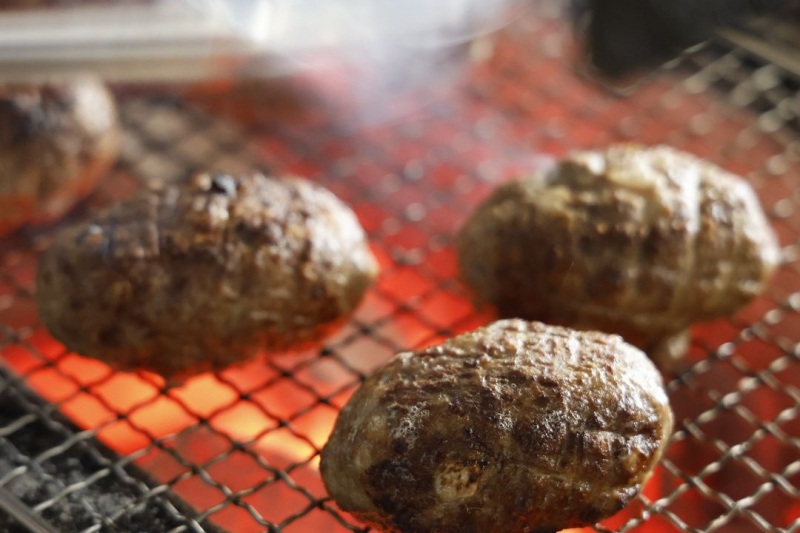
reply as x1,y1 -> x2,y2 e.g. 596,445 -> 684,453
1,2 -> 799,532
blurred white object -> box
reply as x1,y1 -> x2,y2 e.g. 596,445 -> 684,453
0,0 -> 514,82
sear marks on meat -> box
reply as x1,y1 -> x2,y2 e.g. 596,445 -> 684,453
321,319 -> 673,533
36,173 -> 378,378
457,144 -> 780,369
0,79 -> 120,236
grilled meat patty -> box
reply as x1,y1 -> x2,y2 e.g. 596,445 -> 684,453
457,144 -> 780,368
321,319 -> 673,533
0,79 -> 119,236
36,172 -> 378,378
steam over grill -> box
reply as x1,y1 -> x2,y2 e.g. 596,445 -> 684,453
1,3 -> 799,532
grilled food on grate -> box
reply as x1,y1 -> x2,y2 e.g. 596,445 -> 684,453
321,319 -> 673,533
457,144 -> 780,369
0,79 -> 119,236
35,172 -> 378,378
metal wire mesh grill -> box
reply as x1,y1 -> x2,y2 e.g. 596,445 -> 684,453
0,3 -> 799,532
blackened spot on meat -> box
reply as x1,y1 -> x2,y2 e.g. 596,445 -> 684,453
478,388 -> 502,414
392,439 -> 408,454
503,368 -> 529,384
98,326 -> 121,347
367,459 -> 421,518
368,459 -> 416,490
297,239 -> 313,264
235,221 -> 266,246
0,101 -> 46,144
372,494 -> 398,514
39,270 -> 53,285
535,394 -> 551,406
587,266 -> 624,301
579,233 -> 603,256
586,411 -> 603,430
209,174 -> 237,196
585,203 -> 609,219
57,257 -> 74,278
642,228 -> 662,260
605,266 -> 624,288
388,507 -> 418,533
581,504 -> 606,524
543,247 -> 558,271
458,368 -> 478,381
171,275 -> 189,295
607,225 -> 635,247
538,376 -> 559,388
558,432 -> 579,467
311,283 -> 325,299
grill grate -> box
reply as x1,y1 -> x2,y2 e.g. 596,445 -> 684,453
1,3 -> 799,532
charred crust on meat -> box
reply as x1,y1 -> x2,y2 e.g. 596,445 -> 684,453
36,173 -> 378,378
321,320 -> 673,533
457,144 -> 779,370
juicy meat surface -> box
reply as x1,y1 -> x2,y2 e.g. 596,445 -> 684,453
457,144 -> 780,368
36,173 -> 378,378
0,79 -> 120,235
321,319 -> 673,533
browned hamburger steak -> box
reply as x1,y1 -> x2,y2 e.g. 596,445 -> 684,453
36,173 -> 378,378
457,144 -> 780,369
0,79 -> 120,236
321,319 -> 673,533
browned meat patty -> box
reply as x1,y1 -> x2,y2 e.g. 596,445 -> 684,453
457,144 -> 780,368
0,79 -> 120,236
321,319 -> 673,533
36,173 -> 378,378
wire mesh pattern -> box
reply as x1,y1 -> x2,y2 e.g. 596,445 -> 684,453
1,3 -> 799,532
